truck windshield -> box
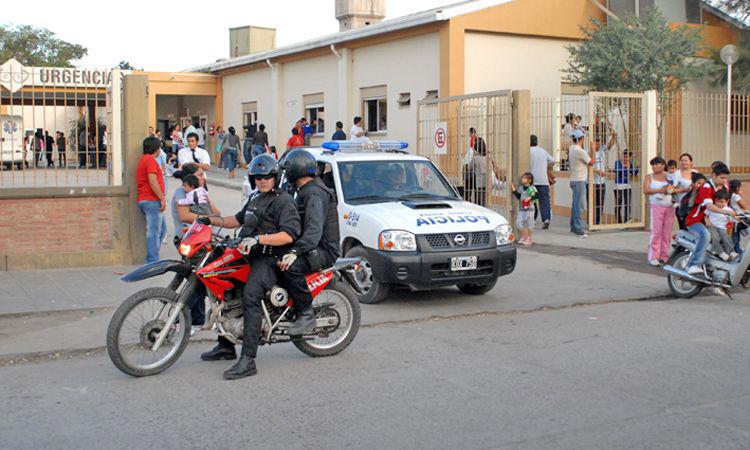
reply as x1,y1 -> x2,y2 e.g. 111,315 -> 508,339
338,160 -> 459,204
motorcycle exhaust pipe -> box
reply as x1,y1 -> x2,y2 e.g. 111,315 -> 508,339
663,265 -> 731,289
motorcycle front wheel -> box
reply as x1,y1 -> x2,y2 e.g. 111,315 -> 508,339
107,287 -> 192,377
294,282 -> 361,357
667,251 -> 704,299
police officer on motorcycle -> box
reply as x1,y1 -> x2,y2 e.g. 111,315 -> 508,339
199,154 -> 301,380
278,149 -> 341,335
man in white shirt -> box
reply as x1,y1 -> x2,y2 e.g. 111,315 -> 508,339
194,124 -> 206,149
529,134 -> 556,229
183,120 -> 197,146
350,116 -> 371,144
568,129 -> 594,237
178,133 -> 211,172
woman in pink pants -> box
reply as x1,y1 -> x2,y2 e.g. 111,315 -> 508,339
643,156 -> 676,266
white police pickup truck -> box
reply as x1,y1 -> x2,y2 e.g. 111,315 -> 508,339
302,140 -> 516,304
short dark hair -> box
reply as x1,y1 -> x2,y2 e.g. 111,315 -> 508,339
692,172 -> 706,184
521,172 -> 534,184
182,174 -> 200,189
186,132 -> 199,142
530,134 -> 538,147
667,159 -> 677,168
469,127 -> 476,134
292,127 -> 299,135
650,156 -> 666,167
715,188 -> 730,201
259,124 -> 265,131
353,116 -> 362,125
713,162 -> 730,176
142,136 -> 161,154
729,179 -> 742,194
336,121 -> 343,129
228,126 -> 235,135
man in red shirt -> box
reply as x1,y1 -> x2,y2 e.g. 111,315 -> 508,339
286,127 -> 305,151
685,162 -> 734,275
137,136 -> 167,264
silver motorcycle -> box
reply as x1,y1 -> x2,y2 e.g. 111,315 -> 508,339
664,212 -> 750,298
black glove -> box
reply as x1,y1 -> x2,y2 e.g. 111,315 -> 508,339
197,217 -> 211,226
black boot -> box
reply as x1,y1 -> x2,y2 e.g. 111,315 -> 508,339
288,306 -> 316,336
223,355 -> 257,380
200,337 -> 237,361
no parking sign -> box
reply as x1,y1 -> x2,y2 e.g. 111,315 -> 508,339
433,121 -> 447,155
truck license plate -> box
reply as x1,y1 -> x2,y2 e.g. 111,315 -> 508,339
451,256 -> 477,271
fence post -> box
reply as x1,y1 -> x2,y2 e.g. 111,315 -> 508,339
511,90 -> 531,229
123,74 -> 150,264
643,90 -> 658,229
110,69 -> 123,186
553,97 -> 562,165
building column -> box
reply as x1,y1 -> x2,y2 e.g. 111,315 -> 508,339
337,47 -> 353,131
269,61 -> 283,147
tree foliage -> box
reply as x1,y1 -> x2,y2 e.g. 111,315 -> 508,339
117,60 -> 138,70
711,0 -> 750,25
565,8 -> 703,95
0,23 -> 87,67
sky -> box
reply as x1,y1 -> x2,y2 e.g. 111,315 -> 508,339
4,0 -> 452,71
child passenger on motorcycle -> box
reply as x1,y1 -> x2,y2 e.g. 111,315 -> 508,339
684,162 -> 735,275
705,189 -> 738,261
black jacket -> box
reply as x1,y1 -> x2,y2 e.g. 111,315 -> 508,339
235,189 -> 301,244
292,178 -> 340,260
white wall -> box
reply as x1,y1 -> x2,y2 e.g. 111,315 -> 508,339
222,68 -> 273,139
464,32 -> 575,98
280,54 -> 339,147
351,32 -> 440,150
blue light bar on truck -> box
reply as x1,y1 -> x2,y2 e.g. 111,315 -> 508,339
321,140 -> 409,152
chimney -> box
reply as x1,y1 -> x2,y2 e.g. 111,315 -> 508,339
229,26 -> 277,58
335,0 -> 386,32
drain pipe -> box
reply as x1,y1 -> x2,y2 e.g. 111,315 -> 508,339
330,44 -> 341,59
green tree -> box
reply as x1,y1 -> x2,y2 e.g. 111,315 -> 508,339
565,8 -> 704,95
117,60 -> 138,70
0,24 -> 87,67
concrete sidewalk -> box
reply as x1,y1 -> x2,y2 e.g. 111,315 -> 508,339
205,167 -> 243,190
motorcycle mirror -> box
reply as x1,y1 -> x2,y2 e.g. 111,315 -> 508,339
190,203 -> 213,216
244,211 -> 259,230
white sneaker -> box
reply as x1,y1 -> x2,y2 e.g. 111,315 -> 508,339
719,252 -> 730,261
686,265 -> 704,275
648,259 -> 661,266
729,251 -> 740,260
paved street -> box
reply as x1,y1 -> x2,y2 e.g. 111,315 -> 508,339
2,298 -> 750,449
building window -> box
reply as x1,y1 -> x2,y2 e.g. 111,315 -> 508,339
361,85 -> 387,133
398,92 -> 411,109
242,101 -> 258,134
424,90 -> 438,101
363,98 -> 387,132
306,104 -> 325,134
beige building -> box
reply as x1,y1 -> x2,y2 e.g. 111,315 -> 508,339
192,0 -> 740,153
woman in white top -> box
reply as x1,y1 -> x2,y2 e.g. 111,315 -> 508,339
644,156 -> 675,266
672,153 -> 696,202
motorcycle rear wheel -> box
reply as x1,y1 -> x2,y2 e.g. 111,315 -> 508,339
294,282 -> 361,357
107,287 -> 192,377
667,251 -> 704,299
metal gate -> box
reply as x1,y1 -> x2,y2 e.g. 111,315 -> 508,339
587,92 -> 647,231
417,90 -> 512,218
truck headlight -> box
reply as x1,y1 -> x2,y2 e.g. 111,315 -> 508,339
379,230 -> 417,251
494,224 -> 515,245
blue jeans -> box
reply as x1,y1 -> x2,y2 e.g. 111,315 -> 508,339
243,140 -> 253,166
138,200 -> 167,264
687,223 -> 711,267
226,148 -> 238,172
252,144 -> 265,159
535,184 -> 551,223
570,181 -> 586,233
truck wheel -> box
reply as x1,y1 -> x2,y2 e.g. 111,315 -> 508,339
458,279 -> 497,295
345,245 -> 391,304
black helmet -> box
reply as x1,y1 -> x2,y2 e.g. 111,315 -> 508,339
247,154 -> 280,189
282,149 -> 317,183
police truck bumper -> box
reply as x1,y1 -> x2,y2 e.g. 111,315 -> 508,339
365,244 -> 516,290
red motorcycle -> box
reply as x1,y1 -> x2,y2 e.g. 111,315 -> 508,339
106,214 -> 363,377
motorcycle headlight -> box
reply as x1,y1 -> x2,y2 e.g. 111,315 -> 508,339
494,224 -> 515,245
178,243 -> 192,257
378,230 -> 417,252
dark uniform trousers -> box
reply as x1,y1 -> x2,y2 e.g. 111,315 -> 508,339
238,255 -> 279,358
281,250 -> 336,313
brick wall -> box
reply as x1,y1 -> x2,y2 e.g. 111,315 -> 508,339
0,197 -> 115,255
